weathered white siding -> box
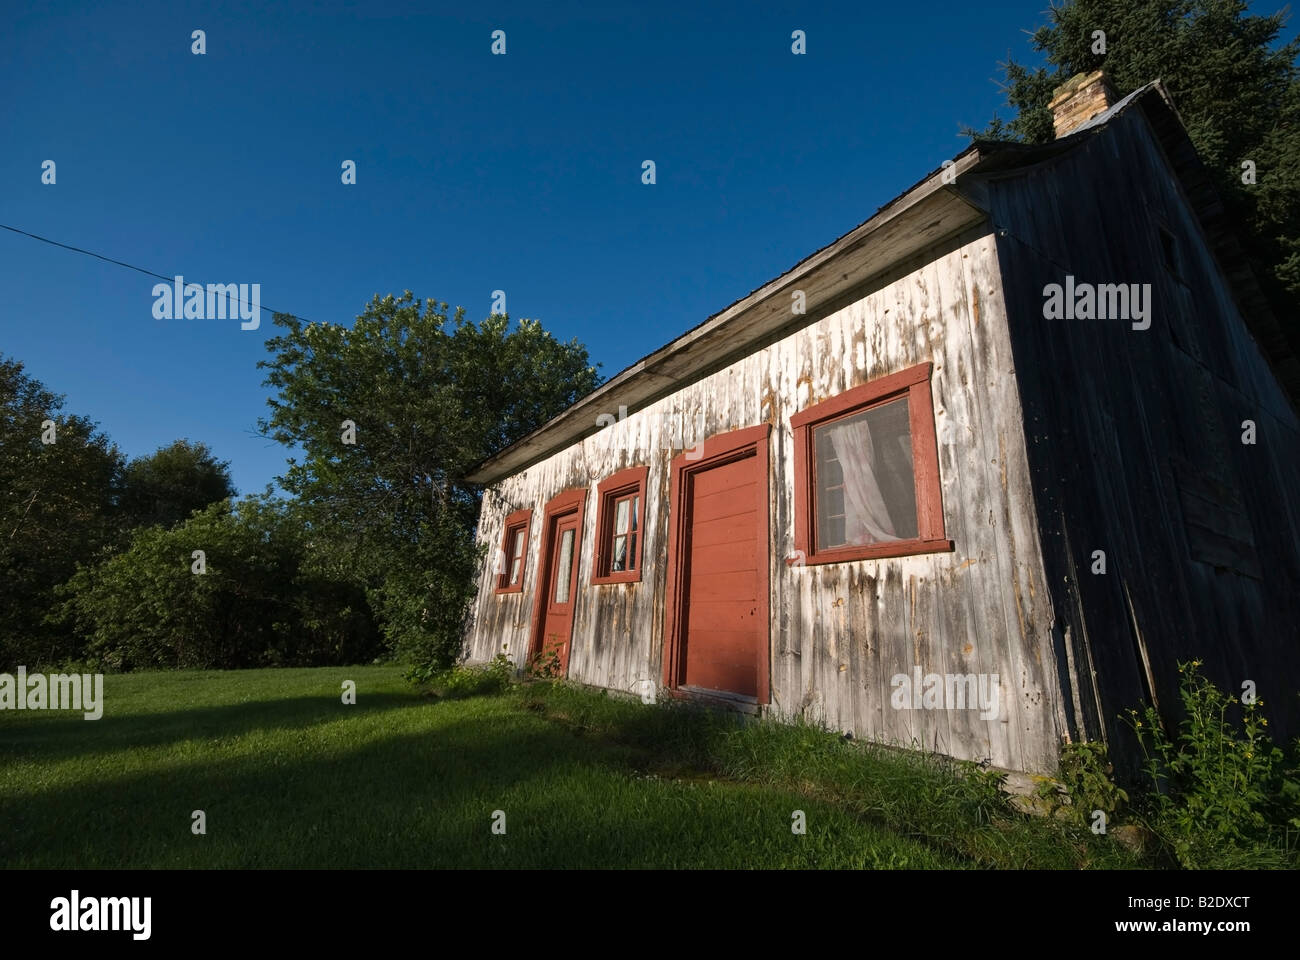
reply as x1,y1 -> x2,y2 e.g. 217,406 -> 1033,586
466,226 -> 1064,774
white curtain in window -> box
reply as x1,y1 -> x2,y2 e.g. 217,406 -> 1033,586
825,415 -> 900,544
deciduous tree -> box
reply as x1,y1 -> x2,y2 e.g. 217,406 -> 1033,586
258,294 -> 600,670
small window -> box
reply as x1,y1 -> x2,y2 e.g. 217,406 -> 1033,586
790,362 -> 951,565
494,509 -> 532,594
591,465 -> 649,584
553,528 -> 575,603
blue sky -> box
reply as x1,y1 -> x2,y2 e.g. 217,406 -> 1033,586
2,1 -> 1288,495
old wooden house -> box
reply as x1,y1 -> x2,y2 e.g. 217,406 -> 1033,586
462,72 -> 1300,775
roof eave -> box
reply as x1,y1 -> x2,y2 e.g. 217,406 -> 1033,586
465,146 -> 992,484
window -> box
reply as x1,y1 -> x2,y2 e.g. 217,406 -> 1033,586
554,528 -> 575,602
790,362 -> 951,565
494,509 -> 532,593
591,465 -> 649,583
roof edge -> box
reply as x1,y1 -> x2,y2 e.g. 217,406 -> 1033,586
464,145 -> 992,484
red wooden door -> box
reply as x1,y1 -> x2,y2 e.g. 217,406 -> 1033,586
681,452 -> 760,697
539,513 -> 580,676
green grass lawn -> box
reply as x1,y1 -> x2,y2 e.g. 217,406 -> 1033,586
1,666 -> 1139,868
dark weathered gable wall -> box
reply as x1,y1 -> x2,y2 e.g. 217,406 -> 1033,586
985,109 -> 1300,763
466,228 -> 1066,774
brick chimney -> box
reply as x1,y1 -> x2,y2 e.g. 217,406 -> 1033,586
1048,70 -> 1117,138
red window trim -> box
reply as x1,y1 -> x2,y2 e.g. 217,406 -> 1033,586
591,465 -> 649,584
493,508 -> 533,594
790,361 -> 952,566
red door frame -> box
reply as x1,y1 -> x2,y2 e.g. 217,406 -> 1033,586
662,423 -> 771,703
529,486 -> 588,676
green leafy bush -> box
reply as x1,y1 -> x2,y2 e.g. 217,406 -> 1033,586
526,638 -> 565,679
955,760 -> 1012,827
1127,660 -> 1300,868
412,653 -> 515,698
1036,740 -> 1128,826
56,496 -> 383,671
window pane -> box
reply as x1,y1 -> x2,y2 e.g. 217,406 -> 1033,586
512,528 -> 525,559
813,397 -> 917,548
630,496 -> 639,532
614,497 -> 629,535
509,555 -> 522,584
554,529 -> 575,603
816,430 -> 845,486
822,485 -> 846,520
612,534 -> 627,572
627,532 -> 637,570
819,513 -> 846,550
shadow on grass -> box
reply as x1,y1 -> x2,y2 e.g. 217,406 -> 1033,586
2,682 -> 1111,869
0,692 -> 426,765
1,705 -> 908,869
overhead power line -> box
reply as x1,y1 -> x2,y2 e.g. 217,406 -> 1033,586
0,222 -> 307,322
